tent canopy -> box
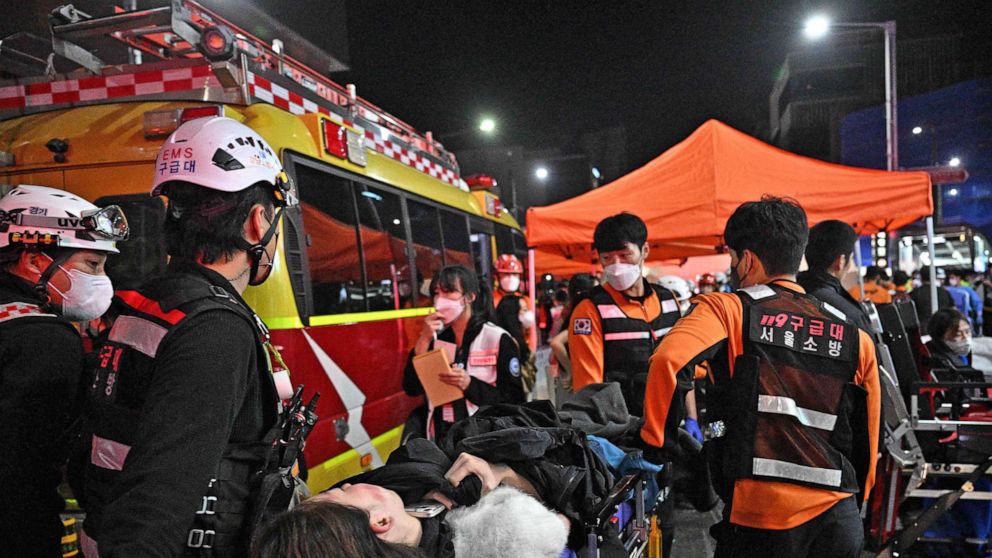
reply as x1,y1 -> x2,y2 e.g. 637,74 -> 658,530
527,119 -> 933,272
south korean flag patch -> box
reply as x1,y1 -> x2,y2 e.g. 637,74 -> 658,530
573,318 -> 592,335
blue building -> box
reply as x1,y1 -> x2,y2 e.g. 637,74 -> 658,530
841,79 -> 992,239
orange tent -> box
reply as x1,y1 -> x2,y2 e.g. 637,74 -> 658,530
526,119 -> 933,274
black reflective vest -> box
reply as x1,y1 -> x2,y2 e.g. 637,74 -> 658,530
82,273 -> 280,557
589,283 -> 681,416
706,283 -> 867,497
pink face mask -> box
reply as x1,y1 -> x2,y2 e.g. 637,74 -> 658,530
434,296 -> 466,324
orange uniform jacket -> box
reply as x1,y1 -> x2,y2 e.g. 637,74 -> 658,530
568,281 -> 665,391
641,280 -> 880,530
849,280 -> 893,305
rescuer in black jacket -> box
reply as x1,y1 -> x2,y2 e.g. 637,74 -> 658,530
77,117 -> 297,557
796,219 -> 872,333
0,185 -> 127,557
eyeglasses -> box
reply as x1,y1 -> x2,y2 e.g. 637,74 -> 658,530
3,205 -> 130,241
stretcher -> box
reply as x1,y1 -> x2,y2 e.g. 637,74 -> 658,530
865,300 -> 992,556
562,471 -> 651,558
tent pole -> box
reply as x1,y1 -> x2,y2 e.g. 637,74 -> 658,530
854,239 -> 866,301
926,216 -> 938,314
528,249 -> 538,349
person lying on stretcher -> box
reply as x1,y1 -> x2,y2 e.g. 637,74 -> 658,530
252,446 -> 571,558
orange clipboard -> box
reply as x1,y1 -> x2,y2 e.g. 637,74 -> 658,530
412,348 -> 463,407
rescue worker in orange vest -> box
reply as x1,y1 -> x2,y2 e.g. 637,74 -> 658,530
642,197 -> 880,558
568,213 -> 682,413
567,213 -> 682,555
493,253 -> 524,307
848,265 -> 893,305
0,185 -> 127,558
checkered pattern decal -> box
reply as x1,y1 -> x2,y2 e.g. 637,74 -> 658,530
0,63 -> 459,187
0,302 -> 55,324
0,65 -> 218,110
246,72 -> 459,186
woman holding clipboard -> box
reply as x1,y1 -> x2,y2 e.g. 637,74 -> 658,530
403,265 -> 525,441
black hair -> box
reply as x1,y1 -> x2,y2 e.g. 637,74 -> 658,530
593,212 -> 647,254
724,196 -> 808,276
494,295 -> 531,361
865,265 -> 888,281
162,180 -> 275,264
805,220 -> 857,272
892,270 -> 910,286
928,307 -> 969,344
562,273 -> 599,326
429,264 -> 492,327
251,501 -> 425,558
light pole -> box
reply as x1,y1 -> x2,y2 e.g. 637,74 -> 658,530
804,16 -> 898,171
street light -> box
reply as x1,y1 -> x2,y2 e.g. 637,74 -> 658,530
912,126 -> 923,135
803,16 -> 898,172
949,156 -> 961,167
535,166 -> 549,180
479,118 -> 496,133
434,117 -> 498,142
803,15 -> 831,39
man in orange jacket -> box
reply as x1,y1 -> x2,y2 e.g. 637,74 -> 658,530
849,265 -> 893,305
642,197 -> 880,558
567,213 -> 682,414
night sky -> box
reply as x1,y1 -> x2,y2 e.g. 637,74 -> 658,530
335,1 -> 992,170
4,1 -> 991,173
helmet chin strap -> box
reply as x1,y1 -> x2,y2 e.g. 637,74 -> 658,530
33,250 -> 73,308
238,208 -> 284,287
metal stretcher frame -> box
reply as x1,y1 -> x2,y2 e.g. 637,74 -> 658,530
575,472 -> 649,558
875,370 -> 992,555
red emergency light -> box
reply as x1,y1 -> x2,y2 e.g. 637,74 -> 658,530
143,105 -> 223,138
464,174 -> 497,191
199,25 -> 235,61
322,120 -> 348,159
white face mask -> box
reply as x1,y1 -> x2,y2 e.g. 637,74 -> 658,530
434,296 -> 466,324
520,310 -> 536,329
49,266 -> 114,322
604,263 -> 641,291
499,275 -> 521,293
946,338 -> 972,357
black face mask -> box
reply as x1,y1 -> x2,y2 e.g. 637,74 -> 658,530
729,264 -> 742,291
243,208 -> 284,287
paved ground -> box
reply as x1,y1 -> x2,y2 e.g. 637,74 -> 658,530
669,503 -> 722,558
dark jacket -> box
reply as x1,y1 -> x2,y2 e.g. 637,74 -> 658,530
797,270 -> 873,333
83,260 -> 278,558
0,271 -> 84,558
910,284 -> 956,333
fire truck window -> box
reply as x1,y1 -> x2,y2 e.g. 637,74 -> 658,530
355,185 -> 411,311
406,200 -> 444,297
294,165 -> 365,315
95,195 -> 167,290
440,211 -> 472,268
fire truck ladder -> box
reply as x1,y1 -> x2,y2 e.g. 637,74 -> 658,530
0,0 -> 461,186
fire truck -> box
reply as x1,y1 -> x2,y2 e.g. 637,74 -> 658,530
0,1 -> 526,492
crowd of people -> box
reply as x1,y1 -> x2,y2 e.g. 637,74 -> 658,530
1,115 -> 989,558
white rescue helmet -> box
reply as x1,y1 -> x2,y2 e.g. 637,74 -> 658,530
0,185 -> 126,253
151,116 -> 295,207
657,275 -> 692,302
